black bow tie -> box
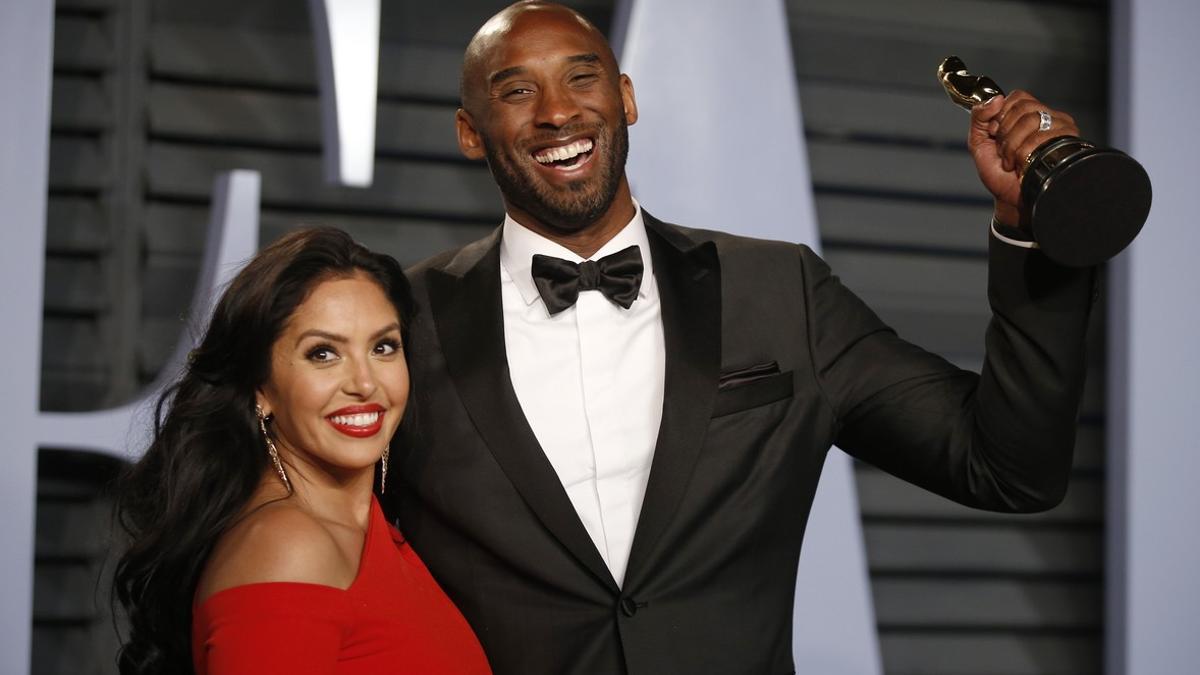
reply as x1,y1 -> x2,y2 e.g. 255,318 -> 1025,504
530,245 -> 644,316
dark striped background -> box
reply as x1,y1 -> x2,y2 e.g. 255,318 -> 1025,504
35,0 -> 1108,672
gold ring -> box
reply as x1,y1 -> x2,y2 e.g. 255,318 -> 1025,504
1018,151 -> 1036,178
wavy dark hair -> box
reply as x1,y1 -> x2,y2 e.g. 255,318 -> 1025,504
111,227 -> 414,674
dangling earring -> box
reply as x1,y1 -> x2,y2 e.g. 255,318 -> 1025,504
379,445 -> 390,494
256,405 -> 292,492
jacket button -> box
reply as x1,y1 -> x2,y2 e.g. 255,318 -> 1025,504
619,597 -> 639,617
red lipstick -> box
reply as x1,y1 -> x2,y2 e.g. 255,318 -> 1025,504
326,403 -> 385,438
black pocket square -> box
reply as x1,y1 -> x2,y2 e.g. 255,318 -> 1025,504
712,366 -> 793,418
718,361 -> 781,391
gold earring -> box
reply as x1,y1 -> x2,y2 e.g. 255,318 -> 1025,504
379,445 -> 389,494
256,405 -> 292,492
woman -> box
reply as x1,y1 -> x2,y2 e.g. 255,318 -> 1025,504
113,228 -> 491,674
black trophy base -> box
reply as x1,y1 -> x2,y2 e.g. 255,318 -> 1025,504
1022,136 -> 1153,267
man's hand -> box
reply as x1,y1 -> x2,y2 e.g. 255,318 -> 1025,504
969,90 -> 1079,227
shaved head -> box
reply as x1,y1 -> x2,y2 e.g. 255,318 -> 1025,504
460,1 -> 616,114
453,0 -> 638,250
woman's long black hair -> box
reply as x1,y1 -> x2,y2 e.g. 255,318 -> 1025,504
112,227 -> 413,674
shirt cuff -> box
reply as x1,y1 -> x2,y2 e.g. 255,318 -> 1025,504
990,216 -> 1039,249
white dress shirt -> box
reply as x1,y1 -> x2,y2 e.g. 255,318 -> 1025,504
499,204 -> 665,587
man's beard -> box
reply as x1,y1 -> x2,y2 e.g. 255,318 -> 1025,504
482,118 -> 629,233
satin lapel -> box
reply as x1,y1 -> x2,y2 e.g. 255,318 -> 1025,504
625,214 -> 722,587
427,230 -> 619,593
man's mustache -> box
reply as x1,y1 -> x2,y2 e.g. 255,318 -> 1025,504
517,121 -> 607,152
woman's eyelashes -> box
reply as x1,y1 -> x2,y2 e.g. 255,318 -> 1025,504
374,338 -> 402,356
302,336 -> 401,364
305,343 -> 338,364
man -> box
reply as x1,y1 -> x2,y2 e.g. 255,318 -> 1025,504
389,2 -> 1094,673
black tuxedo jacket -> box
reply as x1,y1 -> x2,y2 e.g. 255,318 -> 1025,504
389,213 -> 1095,674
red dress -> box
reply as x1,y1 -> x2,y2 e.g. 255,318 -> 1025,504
192,497 -> 491,674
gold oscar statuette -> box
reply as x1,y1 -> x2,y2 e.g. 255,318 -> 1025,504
938,56 -> 1151,266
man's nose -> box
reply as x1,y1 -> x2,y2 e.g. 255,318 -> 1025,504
534,84 -> 581,128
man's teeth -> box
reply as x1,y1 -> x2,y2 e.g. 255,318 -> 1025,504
330,412 -> 381,427
534,139 -> 593,164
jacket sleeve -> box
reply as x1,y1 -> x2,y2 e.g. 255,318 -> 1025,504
804,236 -> 1097,512
193,583 -> 352,674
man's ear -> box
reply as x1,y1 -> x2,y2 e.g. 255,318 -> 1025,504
456,109 -> 487,161
619,74 -> 638,126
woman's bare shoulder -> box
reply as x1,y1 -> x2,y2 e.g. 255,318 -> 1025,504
195,501 -> 356,604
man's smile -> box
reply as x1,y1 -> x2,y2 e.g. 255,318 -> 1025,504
532,137 -> 595,170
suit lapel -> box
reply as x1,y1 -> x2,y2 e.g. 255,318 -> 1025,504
625,214 -> 723,587
427,229 -> 619,593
